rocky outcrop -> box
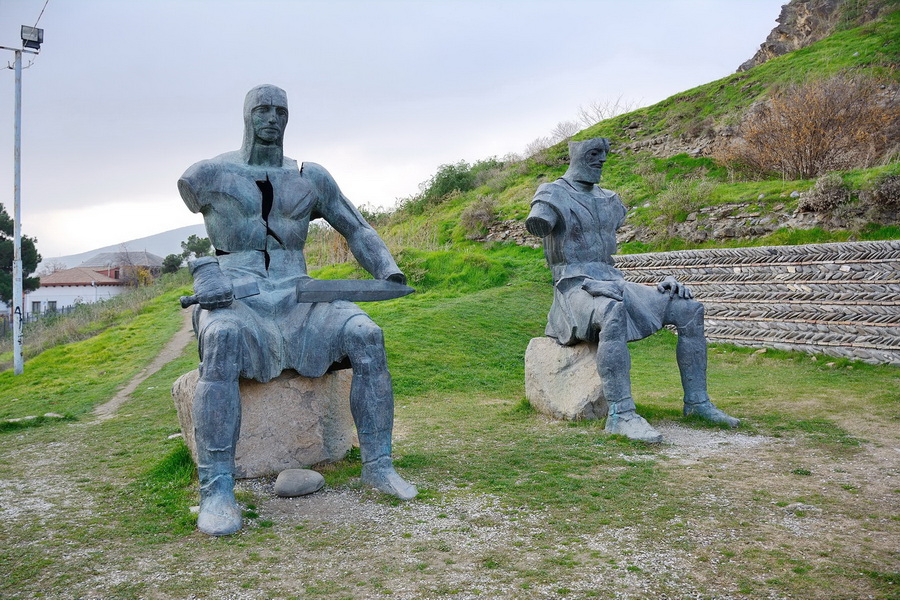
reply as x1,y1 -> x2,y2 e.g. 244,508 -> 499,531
480,197 -> 896,249
738,0 -> 890,71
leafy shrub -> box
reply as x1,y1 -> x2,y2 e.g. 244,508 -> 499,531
460,196 -> 498,239
654,179 -> 714,227
161,254 -> 183,274
860,173 -> 900,211
798,173 -> 851,212
422,160 -> 476,202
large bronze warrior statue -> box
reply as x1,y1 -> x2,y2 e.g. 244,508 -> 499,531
178,85 -> 416,536
526,137 -> 740,443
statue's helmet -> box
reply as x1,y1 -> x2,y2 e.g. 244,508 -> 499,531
566,137 -> 610,184
568,137 -> 610,164
242,84 -> 289,153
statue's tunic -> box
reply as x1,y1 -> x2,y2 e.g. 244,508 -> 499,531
178,154 -> 400,382
531,179 -> 671,345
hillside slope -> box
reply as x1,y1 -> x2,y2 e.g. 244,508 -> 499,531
343,4 -> 898,260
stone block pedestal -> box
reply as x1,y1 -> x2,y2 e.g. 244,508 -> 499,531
524,337 -> 608,420
172,369 -> 356,479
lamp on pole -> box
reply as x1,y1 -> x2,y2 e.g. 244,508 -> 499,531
2,25 -> 43,375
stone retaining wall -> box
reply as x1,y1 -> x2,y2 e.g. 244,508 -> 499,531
614,240 -> 900,366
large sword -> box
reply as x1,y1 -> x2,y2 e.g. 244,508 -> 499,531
296,278 -> 415,303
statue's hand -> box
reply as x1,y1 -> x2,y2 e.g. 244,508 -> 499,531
581,278 -> 624,301
189,257 -> 234,310
657,275 -> 693,299
385,271 -> 407,286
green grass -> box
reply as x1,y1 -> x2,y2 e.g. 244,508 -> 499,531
0,281 -> 190,420
0,243 -> 896,599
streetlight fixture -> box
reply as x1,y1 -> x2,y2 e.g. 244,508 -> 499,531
2,26 -> 44,374
20,26 -> 43,51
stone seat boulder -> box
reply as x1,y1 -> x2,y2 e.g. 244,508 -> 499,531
524,337 -> 608,421
172,369 -> 356,479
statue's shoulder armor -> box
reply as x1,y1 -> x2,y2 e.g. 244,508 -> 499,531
177,154 -> 259,213
599,186 -> 627,224
299,162 -> 343,219
299,161 -> 335,190
533,180 -> 569,204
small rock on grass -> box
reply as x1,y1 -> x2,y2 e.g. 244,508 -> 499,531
274,469 -> 325,497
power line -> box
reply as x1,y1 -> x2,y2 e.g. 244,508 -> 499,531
33,0 -> 50,28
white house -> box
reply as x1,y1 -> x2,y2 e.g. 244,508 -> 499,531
25,267 -> 124,317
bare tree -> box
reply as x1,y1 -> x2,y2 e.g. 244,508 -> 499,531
549,120 -> 580,143
717,75 -> 897,179
36,259 -> 68,277
524,136 -> 551,158
577,96 -> 639,128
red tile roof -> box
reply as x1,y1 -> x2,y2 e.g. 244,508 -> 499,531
39,268 -> 123,286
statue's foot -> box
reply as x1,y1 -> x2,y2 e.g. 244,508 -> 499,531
684,400 -> 740,428
197,476 -> 242,536
361,456 -> 418,500
605,409 -> 663,443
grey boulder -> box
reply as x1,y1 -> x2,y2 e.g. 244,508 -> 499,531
274,469 -> 325,497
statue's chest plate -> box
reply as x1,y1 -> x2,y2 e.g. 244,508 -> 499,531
200,165 -> 316,252
564,190 -> 616,243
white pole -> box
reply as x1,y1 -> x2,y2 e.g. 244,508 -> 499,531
12,49 -> 24,375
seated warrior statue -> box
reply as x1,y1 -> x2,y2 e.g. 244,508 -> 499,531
177,84 -> 417,536
525,137 -> 739,443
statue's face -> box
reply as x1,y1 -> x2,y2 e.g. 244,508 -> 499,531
251,104 -> 288,145
573,144 -> 607,183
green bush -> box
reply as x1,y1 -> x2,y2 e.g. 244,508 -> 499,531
460,196 -> 498,239
799,172 -> 851,212
860,173 -> 900,211
654,179 -> 714,228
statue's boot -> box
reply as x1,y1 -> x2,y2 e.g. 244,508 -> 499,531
597,302 -> 663,443
676,316 -> 740,428
197,471 -> 242,536
194,379 -> 242,536
359,432 -> 418,500
605,401 -> 663,443
683,398 -> 740,428
345,318 -> 417,500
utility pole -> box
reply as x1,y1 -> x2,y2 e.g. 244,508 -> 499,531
3,26 -> 43,375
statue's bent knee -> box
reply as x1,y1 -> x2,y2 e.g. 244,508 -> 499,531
595,299 -> 628,337
199,319 -> 243,381
344,318 -> 386,361
670,298 -> 705,331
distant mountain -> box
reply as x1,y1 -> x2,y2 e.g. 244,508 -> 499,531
38,224 -> 207,271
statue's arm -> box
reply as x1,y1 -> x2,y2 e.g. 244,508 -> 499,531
526,200 -> 559,238
177,161 -> 212,214
304,163 -> 405,283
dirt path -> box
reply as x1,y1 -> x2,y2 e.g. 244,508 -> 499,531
92,308 -> 195,421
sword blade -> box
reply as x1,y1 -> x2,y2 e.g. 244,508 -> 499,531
296,278 -> 415,303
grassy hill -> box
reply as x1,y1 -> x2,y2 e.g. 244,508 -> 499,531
317,8 -> 899,261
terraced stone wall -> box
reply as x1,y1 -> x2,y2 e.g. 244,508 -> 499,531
615,240 -> 900,366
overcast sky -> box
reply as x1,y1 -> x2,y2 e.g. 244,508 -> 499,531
0,0 -> 783,258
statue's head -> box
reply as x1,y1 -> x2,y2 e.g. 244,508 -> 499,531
565,137 -> 610,185
242,84 -> 289,153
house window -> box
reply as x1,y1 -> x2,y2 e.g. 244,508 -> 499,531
31,301 -> 40,315
47,301 -> 57,312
